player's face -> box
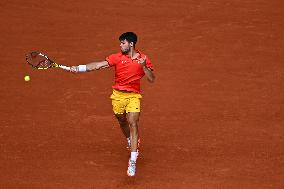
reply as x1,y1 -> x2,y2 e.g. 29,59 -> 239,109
120,39 -> 131,53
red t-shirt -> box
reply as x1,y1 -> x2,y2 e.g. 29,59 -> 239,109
106,50 -> 154,93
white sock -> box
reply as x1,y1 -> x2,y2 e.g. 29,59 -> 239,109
130,152 -> 138,161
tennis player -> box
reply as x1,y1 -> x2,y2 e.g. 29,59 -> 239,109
70,32 -> 155,176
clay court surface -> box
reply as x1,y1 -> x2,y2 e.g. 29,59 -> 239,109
0,0 -> 283,188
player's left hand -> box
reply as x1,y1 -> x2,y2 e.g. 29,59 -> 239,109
137,56 -> 147,67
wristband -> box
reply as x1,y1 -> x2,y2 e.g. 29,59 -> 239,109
78,65 -> 87,72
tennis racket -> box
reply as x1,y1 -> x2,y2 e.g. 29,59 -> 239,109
25,51 -> 70,71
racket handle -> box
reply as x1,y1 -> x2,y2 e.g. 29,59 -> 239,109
59,65 -> 71,71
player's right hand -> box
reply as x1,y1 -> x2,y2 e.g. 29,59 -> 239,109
70,66 -> 79,73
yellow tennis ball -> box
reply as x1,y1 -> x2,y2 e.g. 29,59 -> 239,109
24,75 -> 30,81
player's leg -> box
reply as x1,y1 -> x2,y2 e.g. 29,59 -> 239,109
115,113 -> 131,149
111,89 -> 129,138
111,90 -> 131,148
126,112 -> 140,176
127,112 -> 140,152
115,113 -> 130,139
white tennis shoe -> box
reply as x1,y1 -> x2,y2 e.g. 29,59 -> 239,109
127,159 -> 136,177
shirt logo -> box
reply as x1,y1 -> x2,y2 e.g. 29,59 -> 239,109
121,60 -> 127,64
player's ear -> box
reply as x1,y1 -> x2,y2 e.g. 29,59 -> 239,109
130,42 -> 134,47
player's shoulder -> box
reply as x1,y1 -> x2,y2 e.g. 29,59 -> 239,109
106,52 -> 124,66
109,52 -> 123,58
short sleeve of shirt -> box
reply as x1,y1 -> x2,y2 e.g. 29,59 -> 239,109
106,53 -> 120,67
146,56 -> 154,71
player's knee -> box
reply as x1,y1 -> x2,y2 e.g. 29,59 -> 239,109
128,120 -> 138,128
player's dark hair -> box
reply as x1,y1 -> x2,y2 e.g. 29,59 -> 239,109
119,32 -> 138,46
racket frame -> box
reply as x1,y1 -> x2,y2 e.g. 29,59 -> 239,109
26,52 -> 70,71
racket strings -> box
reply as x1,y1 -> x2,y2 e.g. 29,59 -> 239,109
26,52 -> 53,69
38,59 -> 51,68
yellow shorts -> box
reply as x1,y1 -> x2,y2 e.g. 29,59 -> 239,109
110,89 -> 142,114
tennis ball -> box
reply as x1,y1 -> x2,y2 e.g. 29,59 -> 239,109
24,75 -> 30,81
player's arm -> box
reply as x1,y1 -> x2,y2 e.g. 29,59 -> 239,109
142,66 -> 155,83
137,56 -> 155,83
70,60 -> 109,73
86,61 -> 109,71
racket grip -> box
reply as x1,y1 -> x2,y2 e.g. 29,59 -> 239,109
59,65 -> 71,71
